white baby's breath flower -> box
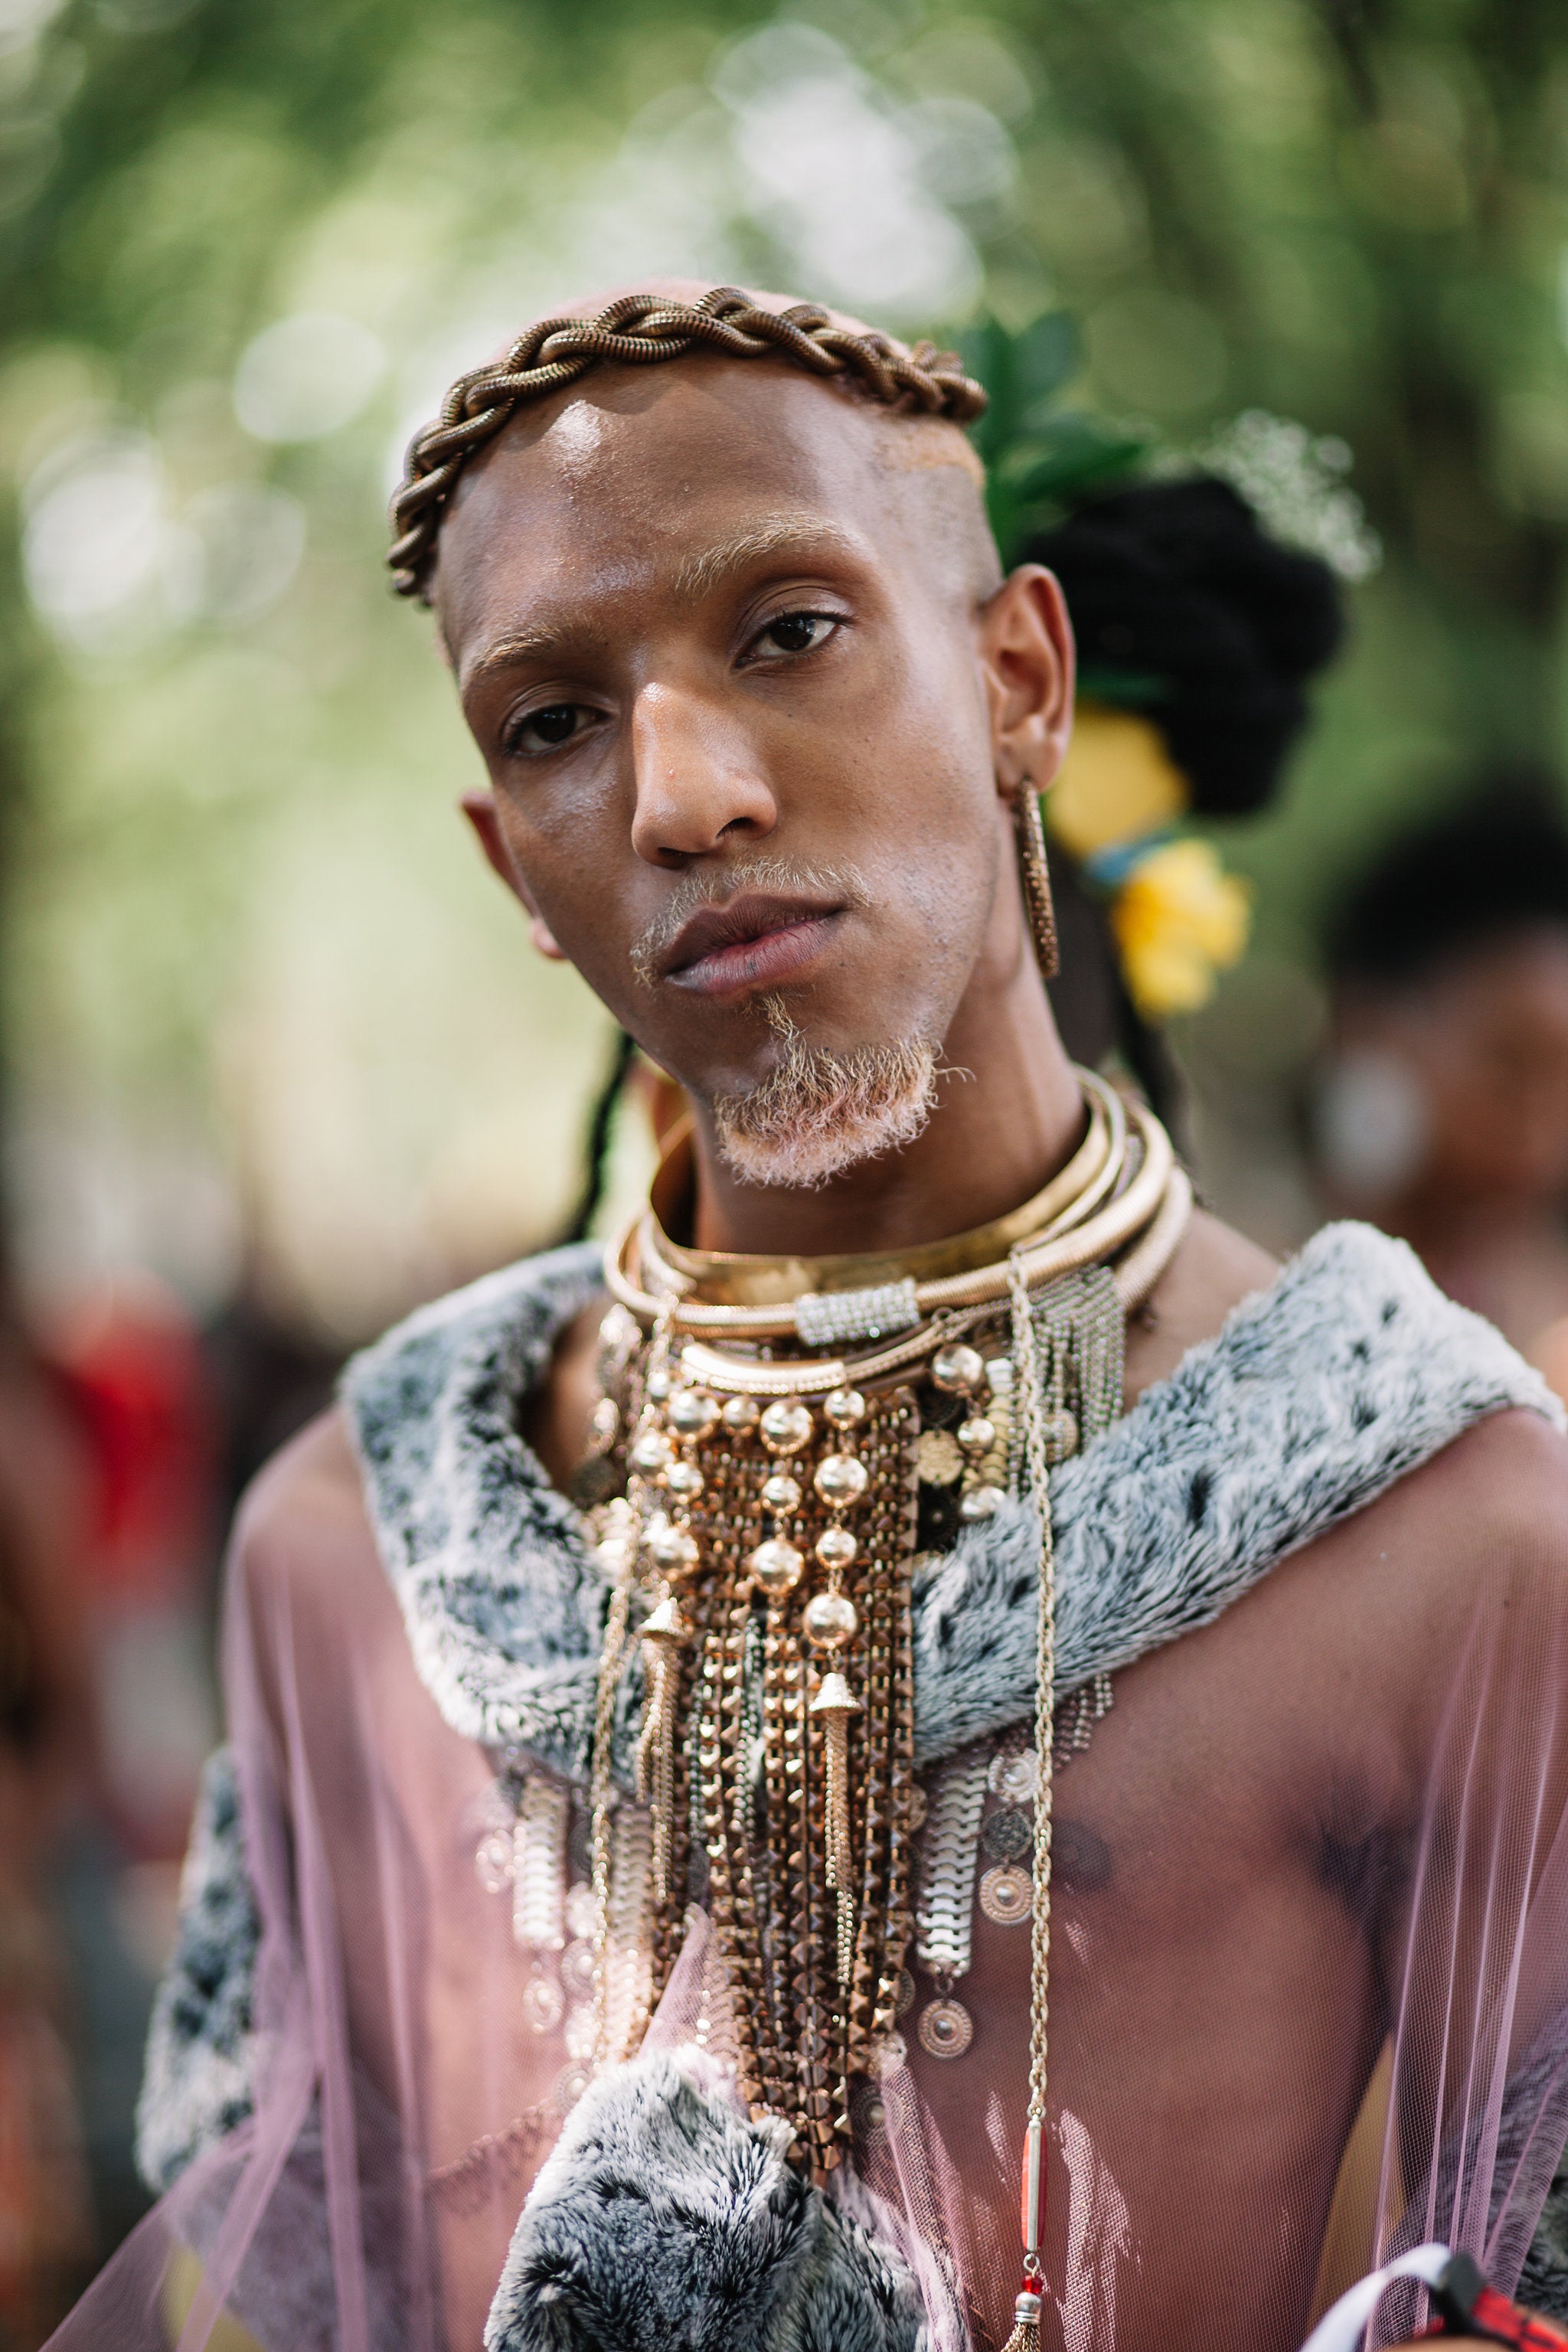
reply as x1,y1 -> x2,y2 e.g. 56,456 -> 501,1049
1191,409 -> 1382,582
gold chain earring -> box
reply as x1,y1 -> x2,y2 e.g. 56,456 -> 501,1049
1015,784 -> 1060,982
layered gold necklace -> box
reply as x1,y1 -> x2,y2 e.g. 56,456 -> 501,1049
586,1070 -> 1188,2332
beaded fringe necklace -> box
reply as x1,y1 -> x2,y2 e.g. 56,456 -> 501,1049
584,1073 -> 1189,2329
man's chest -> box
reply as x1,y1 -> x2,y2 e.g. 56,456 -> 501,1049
896,1601 -> 1406,2350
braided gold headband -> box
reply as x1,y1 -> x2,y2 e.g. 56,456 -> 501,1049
387,285 -> 988,599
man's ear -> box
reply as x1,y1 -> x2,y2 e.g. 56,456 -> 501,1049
459,792 -> 568,962
978,564 -> 1076,805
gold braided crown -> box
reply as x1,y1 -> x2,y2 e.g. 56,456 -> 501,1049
387,285 -> 988,599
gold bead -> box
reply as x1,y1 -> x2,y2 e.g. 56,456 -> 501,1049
760,1399 -> 813,1455
823,1386 -> 866,1429
959,1485 -> 1001,1522
721,1395 -> 760,1432
813,1452 -> 869,1506
663,1458 -> 704,1502
803,1589 -> 858,1649
916,1428 -> 964,1486
931,1344 -> 985,1396
646,1519 -> 700,1574
750,1537 -> 805,1597
761,1473 -> 802,1514
1042,1406 -> 1080,1462
814,1524 -> 858,1571
630,1429 -> 673,1475
956,1416 -> 995,1459
667,1387 -> 720,1440
590,1396 -> 619,1445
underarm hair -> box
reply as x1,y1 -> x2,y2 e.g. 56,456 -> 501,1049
387,285 -> 988,603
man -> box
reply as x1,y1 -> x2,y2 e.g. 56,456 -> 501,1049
54,286 -> 1568,2352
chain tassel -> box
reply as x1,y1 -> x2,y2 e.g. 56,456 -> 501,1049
1000,2288 -> 1044,2352
812,1671 -> 860,1982
637,1598 -> 686,1900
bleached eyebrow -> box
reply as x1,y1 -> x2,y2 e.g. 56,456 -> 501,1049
671,516 -> 866,603
459,619 -> 608,694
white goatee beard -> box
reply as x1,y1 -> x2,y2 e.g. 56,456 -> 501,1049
711,1002 -> 939,1189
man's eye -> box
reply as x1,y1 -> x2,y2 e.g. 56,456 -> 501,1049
510,704 -> 587,753
756,612 -> 837,658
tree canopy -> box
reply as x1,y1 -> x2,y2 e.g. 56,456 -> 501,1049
2,0 -> 1565,1319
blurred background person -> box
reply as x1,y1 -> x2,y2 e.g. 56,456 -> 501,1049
1317,781 -> 1568,1388
1031,471 -> 1346,1132
0,1282 -> 96,2349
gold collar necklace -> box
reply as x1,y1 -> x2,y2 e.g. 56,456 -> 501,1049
587,1072 -> 1189,2345
605,1068 -> 1190,1396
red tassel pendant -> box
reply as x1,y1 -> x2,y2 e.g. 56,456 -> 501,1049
999,2120 -> 1046,2350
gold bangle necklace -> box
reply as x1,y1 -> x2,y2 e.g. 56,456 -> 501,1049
626,1076 -> 1122,1336
603,1073 -> 1178,1402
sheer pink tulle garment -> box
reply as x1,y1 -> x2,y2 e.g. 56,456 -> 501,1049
45,1405 -> 1568,2352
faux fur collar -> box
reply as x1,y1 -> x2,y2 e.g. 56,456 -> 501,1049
343,1223 -> 1561,1782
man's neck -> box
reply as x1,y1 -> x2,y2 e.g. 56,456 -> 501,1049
687,946 -> 1085,1260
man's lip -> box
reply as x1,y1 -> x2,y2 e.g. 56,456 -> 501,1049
661,895 -> 846,996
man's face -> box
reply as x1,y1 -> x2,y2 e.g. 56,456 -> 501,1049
436,360 -> 1023,1132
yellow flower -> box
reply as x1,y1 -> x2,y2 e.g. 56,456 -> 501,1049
1110,838 -> 1252,1019
1047,705 -> 1189,862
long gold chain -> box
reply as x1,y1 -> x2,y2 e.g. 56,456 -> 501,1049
1003,1251 -> 1057,2348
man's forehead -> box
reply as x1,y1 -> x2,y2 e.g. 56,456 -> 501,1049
437,359 -> 973,649
531,282 -> 978,485
452,350 -> 978,512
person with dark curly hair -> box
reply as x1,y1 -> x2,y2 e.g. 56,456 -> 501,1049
1320,779 -> 1568,1387
1024,476 -> 1344,1125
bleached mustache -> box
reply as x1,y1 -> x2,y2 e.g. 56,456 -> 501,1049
629,858 -> 870,989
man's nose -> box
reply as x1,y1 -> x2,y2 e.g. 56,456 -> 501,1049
629,683 -> 778,865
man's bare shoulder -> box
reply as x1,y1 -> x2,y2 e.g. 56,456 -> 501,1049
1125,1205 -> 1279,1403
231,1405 -> 379,1591
1392,1395 -> 1568,1579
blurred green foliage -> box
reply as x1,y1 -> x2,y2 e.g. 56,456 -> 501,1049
0,0 -> 1566,1315
959,310 -> 1150,558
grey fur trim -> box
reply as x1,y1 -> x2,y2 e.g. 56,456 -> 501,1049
485,2048 -> 925,2352
345,1222 -> 1561,1781
1521,2164 -> 1568,2321
912,1220 -> 1562,1761
135,1746 -> 260,2194
344,1242 -> 609,1779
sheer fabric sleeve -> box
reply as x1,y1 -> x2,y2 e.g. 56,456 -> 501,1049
44,1419 -> 582,2352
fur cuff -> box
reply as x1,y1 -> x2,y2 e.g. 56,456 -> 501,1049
485,2050 -> 926,2352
